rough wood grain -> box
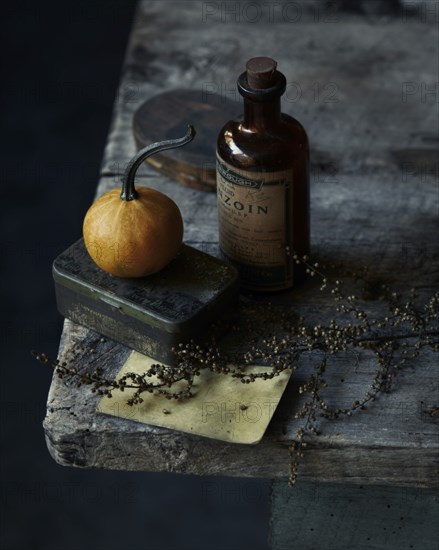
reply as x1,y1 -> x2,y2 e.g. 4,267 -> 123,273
44,0 -> 439,486
100,1 -> 438,183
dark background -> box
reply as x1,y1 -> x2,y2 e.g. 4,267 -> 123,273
0,1 -> 425,549
0,2 -> 270,549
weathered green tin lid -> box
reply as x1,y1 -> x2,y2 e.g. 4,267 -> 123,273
53,239 -> 239,336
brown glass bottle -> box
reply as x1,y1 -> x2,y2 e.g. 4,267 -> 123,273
216,57 -> 310,292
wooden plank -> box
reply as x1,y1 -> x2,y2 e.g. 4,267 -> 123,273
100,1 -> 438,182
44,174 -> 438,485
45,320 -> 439,485
44,0 -> 439,486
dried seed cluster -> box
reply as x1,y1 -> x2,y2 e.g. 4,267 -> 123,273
33,254 -> 439,487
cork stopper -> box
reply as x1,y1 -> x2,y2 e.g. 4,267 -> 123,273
246,57 -> 278,89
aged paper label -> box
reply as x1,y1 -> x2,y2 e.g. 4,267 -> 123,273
98,351 -> 292,445
216,154 -> 293,291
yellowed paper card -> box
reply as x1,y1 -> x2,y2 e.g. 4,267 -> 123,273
98,351 -> 292,444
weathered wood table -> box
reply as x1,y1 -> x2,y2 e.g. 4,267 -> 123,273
44,2 -> 438,548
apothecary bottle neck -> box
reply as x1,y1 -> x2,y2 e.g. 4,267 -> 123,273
237,70 -> 286,131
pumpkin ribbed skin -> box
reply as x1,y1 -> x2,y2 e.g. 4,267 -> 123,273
83,186 -> 183,277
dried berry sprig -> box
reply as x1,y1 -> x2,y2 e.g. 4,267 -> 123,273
33,253 -> 439,487
31,351 -> 198,401
284,255 -> 438,485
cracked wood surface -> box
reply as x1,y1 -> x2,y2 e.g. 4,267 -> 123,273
44,1 -> 438,486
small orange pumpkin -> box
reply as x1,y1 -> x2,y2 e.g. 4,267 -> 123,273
83,126 -> 195,278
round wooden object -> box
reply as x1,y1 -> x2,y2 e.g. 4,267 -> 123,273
132,89 -> 241,192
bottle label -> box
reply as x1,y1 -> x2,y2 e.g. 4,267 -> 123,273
216,153 -> 293,291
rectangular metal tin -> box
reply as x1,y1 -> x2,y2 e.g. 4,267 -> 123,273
53,239 -> 239,364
